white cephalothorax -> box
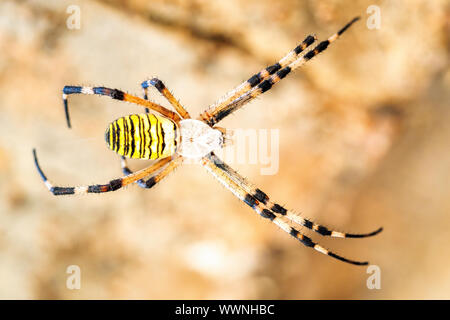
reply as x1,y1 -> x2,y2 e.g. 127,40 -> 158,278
178,119 -> 223,159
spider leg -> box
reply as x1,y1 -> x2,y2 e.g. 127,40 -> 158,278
62,85 -> 181,128
198,34 -> 316,123
202,152 -> 378,266
33,148 -> 180,195
119,155 -> 182,189
141,156 -> 183,188
120,156 -> 156,188
206,152 -> 382,239
140,81 -> 151,114
141,78 -> 191,119
201,17 -> 360,126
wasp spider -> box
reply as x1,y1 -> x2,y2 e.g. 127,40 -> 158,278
33,17 -> 382,265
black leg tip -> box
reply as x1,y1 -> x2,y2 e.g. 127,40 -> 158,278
32,148 -> 49,182
32,148 -> 39,164
328,251 -> 369,266
338,17 -> 361,35
346,227 -> 383,238
364,227 -> 383,237
372,227 -> 383,236
63,100 -> 72,129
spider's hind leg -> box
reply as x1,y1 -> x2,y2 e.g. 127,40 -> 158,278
62,85 -> 180,128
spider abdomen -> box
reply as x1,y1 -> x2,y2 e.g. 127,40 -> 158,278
105,114 -> 179,160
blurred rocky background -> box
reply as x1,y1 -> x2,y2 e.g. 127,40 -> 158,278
0,0 -> 448,299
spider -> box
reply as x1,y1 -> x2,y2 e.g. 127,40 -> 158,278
33,17 -> 382,266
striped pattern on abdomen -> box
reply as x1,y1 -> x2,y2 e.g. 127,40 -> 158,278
105,113 -> 178,160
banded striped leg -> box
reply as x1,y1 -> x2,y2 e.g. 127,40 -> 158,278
207,152 -> 382,239
141,78 -> 191,119
119,155 -> 183,189
142,156 -> 183,188
198,34 -> 316,124
120,156 -> 162,188
62,85 -> 181,128
202,152 -> 377,265
201,17 -> 361,126
33,148 -> 179,195
141,80 -> 151,114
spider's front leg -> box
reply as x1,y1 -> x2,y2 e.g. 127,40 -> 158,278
200,17 -> 361,126
207,153 -> 382,239
202,152 -> 382,265
198,33 -> 317,124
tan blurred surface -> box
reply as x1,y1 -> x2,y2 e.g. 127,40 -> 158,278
0,0 -> 449,299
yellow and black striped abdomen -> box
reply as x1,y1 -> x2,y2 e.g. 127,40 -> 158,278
105,114 -> 178,160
